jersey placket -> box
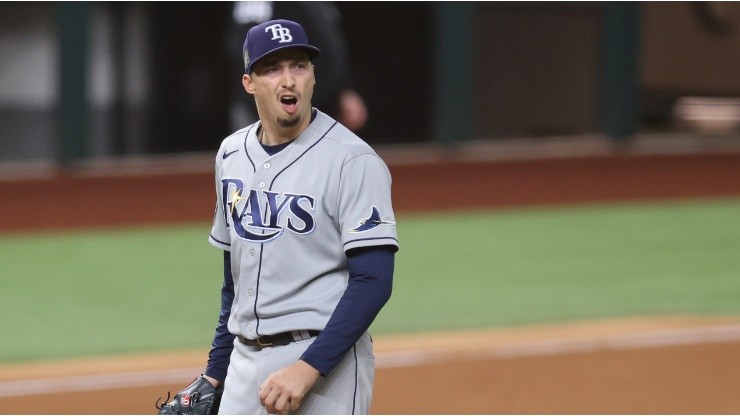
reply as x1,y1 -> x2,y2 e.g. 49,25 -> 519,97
244,154 -> 277,338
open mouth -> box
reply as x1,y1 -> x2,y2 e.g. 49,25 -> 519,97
280,95 -> 298,113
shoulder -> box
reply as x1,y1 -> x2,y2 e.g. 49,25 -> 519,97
215,123 -> 256,159
311,110 -> 381,162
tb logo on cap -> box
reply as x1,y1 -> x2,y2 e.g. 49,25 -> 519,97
265,23 -> 293,43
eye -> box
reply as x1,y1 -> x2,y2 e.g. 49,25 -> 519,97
292,61 -> 309,71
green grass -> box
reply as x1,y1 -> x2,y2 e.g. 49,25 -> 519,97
377,198 -> 740,333
0,225 -> 223,362
1,198 -> 739,363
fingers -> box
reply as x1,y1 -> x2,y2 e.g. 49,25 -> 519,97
289,396 -> 301,412
260,380 -> 299,415
258,383 -> 277,413
259,362 -> 319,414
275,397 -> 292,415
262,394 -> 294,414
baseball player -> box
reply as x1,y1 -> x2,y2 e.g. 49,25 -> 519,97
157,19 -> 397,415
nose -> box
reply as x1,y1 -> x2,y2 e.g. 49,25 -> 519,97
280,66 -> 295,89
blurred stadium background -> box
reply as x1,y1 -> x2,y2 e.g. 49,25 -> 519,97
1,2 -> 740,414
1,2 -> 740,163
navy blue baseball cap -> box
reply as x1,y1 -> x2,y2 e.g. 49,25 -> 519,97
243,19 -> 321,74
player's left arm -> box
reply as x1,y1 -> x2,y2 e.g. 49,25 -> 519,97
259,151 -> 397,414
299,151 -> 397,375
259,246 -> 395,414
299,245 -> 394,374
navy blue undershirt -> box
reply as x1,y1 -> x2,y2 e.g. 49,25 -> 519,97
258,108 -> 317,156
204,251 -> 235,382
204,246 -> 395,381
260,139 -> 293,155
301,246 -> 395,376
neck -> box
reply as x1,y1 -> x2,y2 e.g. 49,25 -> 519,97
259,116 -> 310,146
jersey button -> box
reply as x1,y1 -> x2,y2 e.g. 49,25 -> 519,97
247,325 -> 253,331
247,289 -> 254,296
249,248 -> 256,256
263,163 -> 270,169
259,182 -> 265,188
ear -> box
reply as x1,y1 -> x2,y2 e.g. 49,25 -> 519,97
243,74 -> 255,95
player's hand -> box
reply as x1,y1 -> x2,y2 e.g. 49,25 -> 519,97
156,375 -> 223,415
259,360 -> 320,414
338,88 -> 368,132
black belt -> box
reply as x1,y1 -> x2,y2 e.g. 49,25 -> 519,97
238,330 -> 320,348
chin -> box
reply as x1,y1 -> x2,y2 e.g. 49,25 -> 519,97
277,115 -> 301,128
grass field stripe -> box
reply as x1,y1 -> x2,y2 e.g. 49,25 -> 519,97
1,325 -> 739,398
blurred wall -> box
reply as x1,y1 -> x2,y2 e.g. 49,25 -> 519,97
145,3 -> 232,154
0,3 -> 57,161
335,2 -> 431,144
88,3 -> 152,156
1,2 -> 739,164
640,2 -> 740,126
472,3 -> 602,137
641,2 -> 740,94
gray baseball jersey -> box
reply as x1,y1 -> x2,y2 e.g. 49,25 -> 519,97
209,108 -> 398,341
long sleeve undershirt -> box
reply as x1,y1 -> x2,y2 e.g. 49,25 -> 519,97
204,246 -> 395,381
204,252 -> 236,382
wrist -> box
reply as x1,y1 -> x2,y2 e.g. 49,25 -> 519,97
297,360 -> 321,381
203,374 -> 222,389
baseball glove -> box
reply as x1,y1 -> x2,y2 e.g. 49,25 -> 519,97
156,375 -> 223,415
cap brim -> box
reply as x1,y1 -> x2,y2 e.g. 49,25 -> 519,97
248,45 -> 321,73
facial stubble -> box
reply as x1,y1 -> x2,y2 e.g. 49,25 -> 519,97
277,115 -> 302,128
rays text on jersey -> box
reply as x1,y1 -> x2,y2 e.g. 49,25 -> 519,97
222,178 -> 316,242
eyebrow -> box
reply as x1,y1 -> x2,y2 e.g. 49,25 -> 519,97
262,52 -> 310,66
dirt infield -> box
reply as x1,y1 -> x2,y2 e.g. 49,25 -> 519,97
1,137 -> 740,413
1,316 -> 739,414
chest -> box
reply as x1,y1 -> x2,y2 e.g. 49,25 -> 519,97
219,150 -> 342,242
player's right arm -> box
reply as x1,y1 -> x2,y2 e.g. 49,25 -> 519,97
204,136 -> 239,385
204,250 -> 236,385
